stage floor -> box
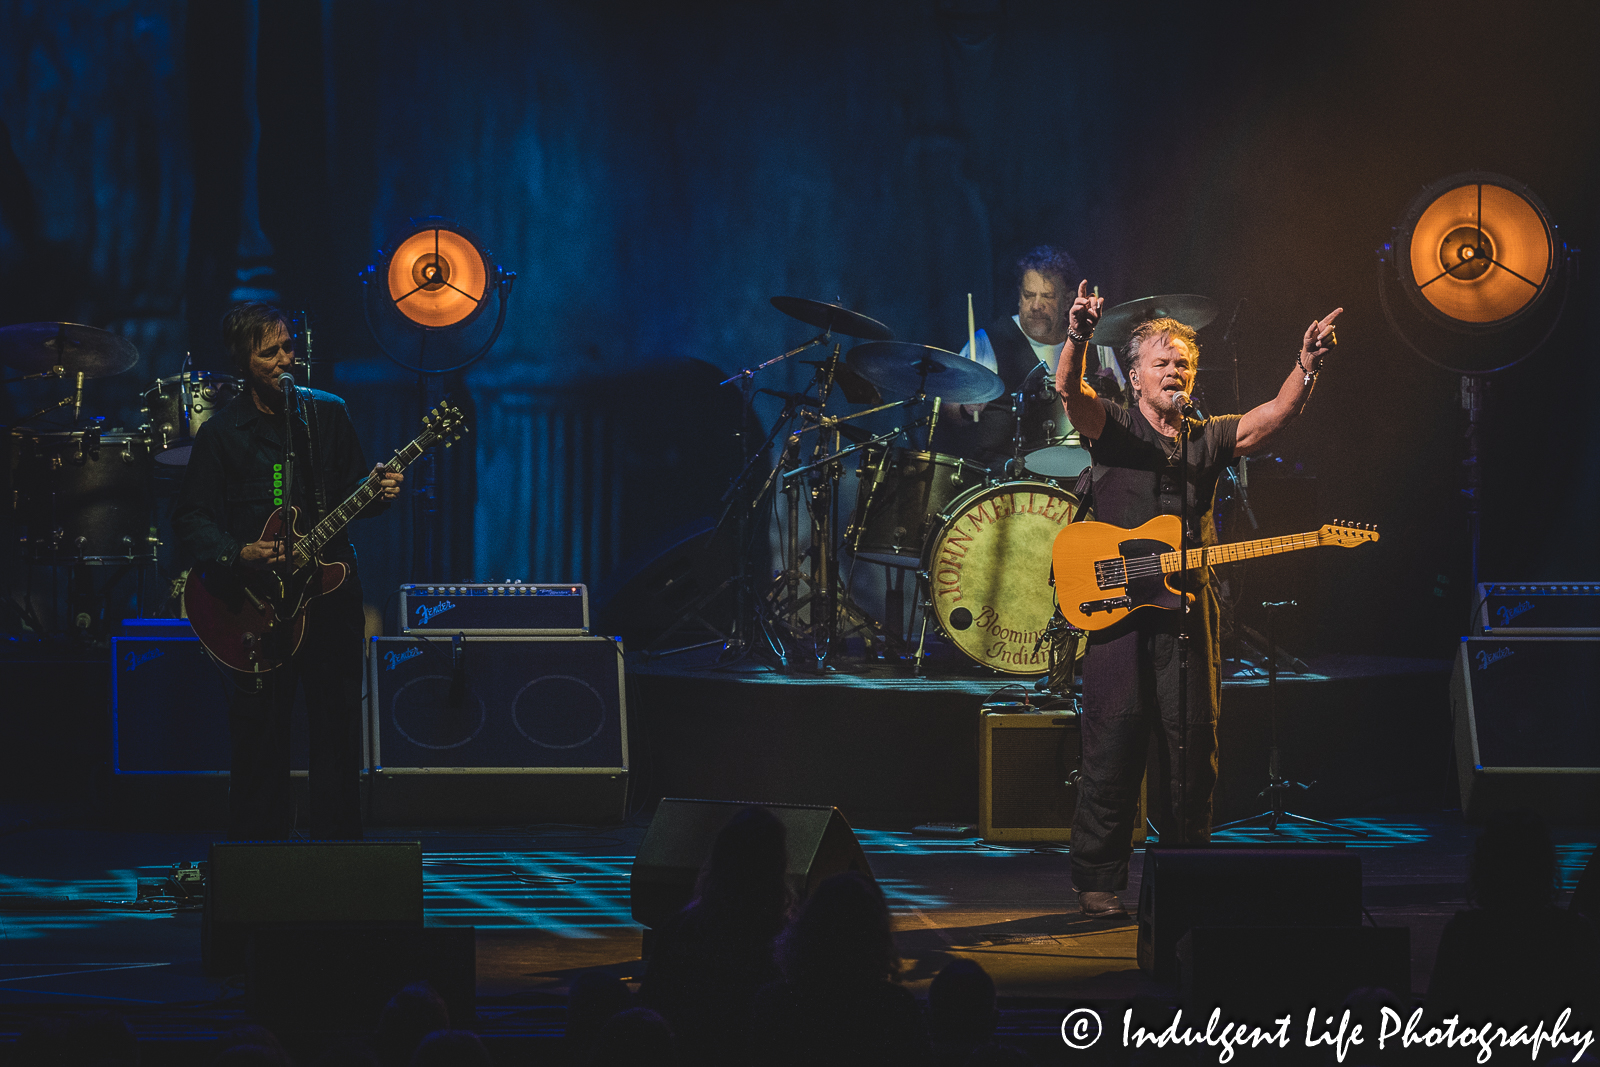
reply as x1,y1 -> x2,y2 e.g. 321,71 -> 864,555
2,809 -> 1595,1051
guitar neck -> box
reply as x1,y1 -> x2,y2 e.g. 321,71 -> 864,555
290,437 -> 428,568
1161,530 -> 1325,573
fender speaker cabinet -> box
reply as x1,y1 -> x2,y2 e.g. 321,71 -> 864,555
367,634 -> 627,825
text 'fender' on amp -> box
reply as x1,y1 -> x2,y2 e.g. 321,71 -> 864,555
1475,582 -> 1600,635
979,709 -> 1147,842
398,583 -> 588,635
1451,635 -> 1600,821
366,634 -> 627,824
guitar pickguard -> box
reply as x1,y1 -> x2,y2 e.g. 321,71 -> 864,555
1076,538 -> 1181,622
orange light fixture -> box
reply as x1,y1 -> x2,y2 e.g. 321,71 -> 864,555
1395,173 -> 1556,331
385,225 -> 491,329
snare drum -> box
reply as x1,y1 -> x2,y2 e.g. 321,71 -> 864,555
141,372 -> 242,464
9,429 -> 157,563
924,479 -> 1079,674
847,447 -> 988,567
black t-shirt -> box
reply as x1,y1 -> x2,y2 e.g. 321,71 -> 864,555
1084,398 -> 1240,582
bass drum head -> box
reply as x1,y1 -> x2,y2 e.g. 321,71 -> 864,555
925,480 -> 1078,675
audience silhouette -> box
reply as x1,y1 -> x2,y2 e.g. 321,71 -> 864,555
750,870 -> 930,1066
373,982 -> 451,1067
640,804 -> 791,1065
1427,810 -> 1600,1027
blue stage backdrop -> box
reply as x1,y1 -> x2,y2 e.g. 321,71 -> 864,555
3,0 -> 1599,655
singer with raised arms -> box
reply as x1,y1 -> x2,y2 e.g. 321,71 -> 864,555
1053,280 -> 1341,918
173,302 -> 403,841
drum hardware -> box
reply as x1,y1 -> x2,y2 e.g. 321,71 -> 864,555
845,341 -> 1004,406
720,297 -> 894,389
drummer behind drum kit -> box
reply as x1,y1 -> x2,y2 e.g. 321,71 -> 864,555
714,292 -> 1218,676
3,322 -> 244,619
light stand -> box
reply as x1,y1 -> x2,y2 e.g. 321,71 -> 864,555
1376,172 -> 1574,591
359,219 -> 515,584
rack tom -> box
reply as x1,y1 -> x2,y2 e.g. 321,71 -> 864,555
847,447 -> 988,568
141,372 -> 241,464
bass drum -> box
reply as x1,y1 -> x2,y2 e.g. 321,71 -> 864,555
924,479 -> 1079,674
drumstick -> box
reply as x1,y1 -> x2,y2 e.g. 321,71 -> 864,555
967,292 -> 977,424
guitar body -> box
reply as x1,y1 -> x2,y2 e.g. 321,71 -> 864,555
1052,515 -> 1187,632
184,506 -> 348,673
1052,515 -> 1380,632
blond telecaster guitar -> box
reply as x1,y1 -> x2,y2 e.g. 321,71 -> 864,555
1050,516 -> 1379,631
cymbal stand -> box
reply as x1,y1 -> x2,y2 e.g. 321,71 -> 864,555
719,330 -> 831,387
645,385 -> 807,662
1215,600 -> 1367,836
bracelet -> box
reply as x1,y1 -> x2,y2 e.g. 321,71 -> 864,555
1296,352 -> 1322,387
1066,326 -> 1094,345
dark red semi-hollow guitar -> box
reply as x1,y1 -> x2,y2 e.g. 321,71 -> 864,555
183,400 -> 466,673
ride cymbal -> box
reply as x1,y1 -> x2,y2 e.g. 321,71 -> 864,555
0,322 -> 139,378
770,297 -> 894,341
846,341 -> 1004,404
1092,295 -> 1219,352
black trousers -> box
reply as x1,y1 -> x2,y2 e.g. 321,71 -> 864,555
227,574 -> 365,840
1070,585 -> 1221,892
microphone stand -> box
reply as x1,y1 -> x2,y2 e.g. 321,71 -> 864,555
280,376 -> 298,566
1175,401 -> 1190,847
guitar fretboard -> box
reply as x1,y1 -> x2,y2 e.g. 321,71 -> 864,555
290,436 -> 429,569
1161,531 -> 1324,573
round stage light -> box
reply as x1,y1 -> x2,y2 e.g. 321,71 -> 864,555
1396,173 -> 1556,331
385,225 -> 491,329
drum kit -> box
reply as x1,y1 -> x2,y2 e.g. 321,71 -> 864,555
2,321 -> 243,628
710,291 -> 1217,676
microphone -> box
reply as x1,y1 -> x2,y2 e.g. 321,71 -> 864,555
71,370 -> 84,422
1173,391 -> 1194,412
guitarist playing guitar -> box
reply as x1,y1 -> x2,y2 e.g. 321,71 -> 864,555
173,303 -> 404,841
1053,283 -> 1343,920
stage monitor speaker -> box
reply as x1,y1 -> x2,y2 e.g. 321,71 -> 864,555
1137,848 -> 1362,984
367,635 -> 628,825
1181,926 -> 1411,1015
979,710 -> 1147,842
203,841 -> 423,976
1451,636 -> 1600,821
247,925 -> 475,1029
630,798 -> 873,930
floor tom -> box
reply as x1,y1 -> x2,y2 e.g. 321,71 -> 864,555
9,429 -> 157,563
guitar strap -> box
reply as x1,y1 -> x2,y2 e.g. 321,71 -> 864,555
1070,465 -> 1094,523
305,393 -> 328,529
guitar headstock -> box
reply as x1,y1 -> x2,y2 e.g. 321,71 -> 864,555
418,400 -> 470,449
1318,520 -> 1380,547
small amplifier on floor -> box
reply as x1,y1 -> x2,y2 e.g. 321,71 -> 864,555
398,582 -> 588,634
979,710 -> 1147,843
1476,582 -> 1600,635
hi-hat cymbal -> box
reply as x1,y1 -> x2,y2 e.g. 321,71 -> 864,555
770,297 -> 895,341
1093,295 -> 1219,351
0,322 -> 139,378
847,341 -> 1004,404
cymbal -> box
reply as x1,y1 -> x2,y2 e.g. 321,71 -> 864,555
770,297 -> 894,342
847,341 -> 1004,405
1093,295 -> 1219,351
0,322 -> 139,378
801,359 -> 882,406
